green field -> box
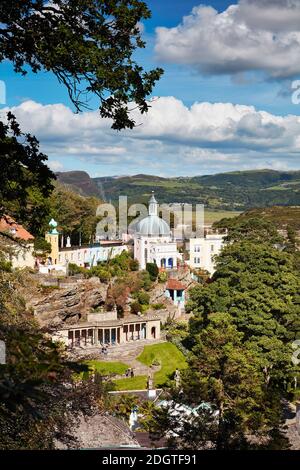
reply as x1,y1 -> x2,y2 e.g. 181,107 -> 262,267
137,342 -> 188,387
80,343 -> 188,390
204,210 -> 240,224
114,375 -> 148,391
81,360 -> 128,379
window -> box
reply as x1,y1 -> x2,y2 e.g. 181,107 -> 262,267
211,245 -> 214,252
194,245 -> 201,252
194,257 -> 200,264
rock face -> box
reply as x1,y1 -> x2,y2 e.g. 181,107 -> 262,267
27,277 -> 108,328
55,413 -> 138,449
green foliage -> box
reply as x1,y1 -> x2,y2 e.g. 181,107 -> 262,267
146,262 -> 159,281
129,258 -> 139,271
68,262 -> 86,276
158,271 -> 168,283
151,303 -> 166,310
50,183 -> 101,244
148,216 -> 299,449
136,290 -> 150,305
33,237 -> 51,257
0,113 -> 55,235
0,0 -> 163,130
130,301 -> 142,315
88,265 -> 111,283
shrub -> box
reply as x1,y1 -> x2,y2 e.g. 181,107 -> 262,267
68,263 -> 86,276
89,266 -> 111,283
158,271 -> 167,283
151,303 -> 166,310
131,301 -> 142,315
146,262 -> 158,281
34,237 -> 51,255
137,291 -> 150,305
129,258 -> 139,271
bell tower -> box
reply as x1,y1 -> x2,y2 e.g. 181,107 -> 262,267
148,192 -> 158,216
45,218 -> 59,264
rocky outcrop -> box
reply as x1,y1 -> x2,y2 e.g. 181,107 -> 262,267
27,277 -> 108,328
55,413 -> 138,449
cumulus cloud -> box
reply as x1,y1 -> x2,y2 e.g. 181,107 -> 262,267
155,0 -> 300,79
1,97 -> 300,176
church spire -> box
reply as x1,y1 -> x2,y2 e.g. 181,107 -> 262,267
148,191 -> 158,216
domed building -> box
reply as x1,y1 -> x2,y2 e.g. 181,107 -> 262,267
134,193 -> 181,270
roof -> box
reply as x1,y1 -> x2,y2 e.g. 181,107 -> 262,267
137,215 -> 170,237
0,216 -> 34,241
58,313 -> 161,331
166,279 -> 186,290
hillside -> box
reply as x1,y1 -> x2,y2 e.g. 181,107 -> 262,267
218,206 -> 300,232
55,170 -> 300,211
56,171 -> 103,198
93,170 -> 300,210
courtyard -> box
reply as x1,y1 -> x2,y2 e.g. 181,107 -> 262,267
81,341 -> 187,391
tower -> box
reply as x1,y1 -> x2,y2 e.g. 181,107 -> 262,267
148,192 -> 158,216
45,218 -> 59,265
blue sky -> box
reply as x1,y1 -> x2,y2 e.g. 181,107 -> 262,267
1,0 -> 300,176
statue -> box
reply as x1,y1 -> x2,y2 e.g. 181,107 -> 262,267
174,368 -> 181,388
147,373 -> 154,390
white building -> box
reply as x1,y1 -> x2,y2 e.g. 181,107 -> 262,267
42,219 -> 128,274
134,194 -> 181,270
189,232 -> 225,275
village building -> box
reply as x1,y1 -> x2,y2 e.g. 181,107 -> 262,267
0,216 -> 35,269
165,278 -> 186,309
133,194 -> 182,270
188,232 -> 225,275
52,309 -> 161,349
41,218 -> 128,274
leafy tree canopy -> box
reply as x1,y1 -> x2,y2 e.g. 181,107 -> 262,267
0,113 -> 55,235
0,0 -> 163,130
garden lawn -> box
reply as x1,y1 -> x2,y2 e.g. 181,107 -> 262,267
114,375 -> 148,391
137,342 -> 187,387
81,360 -> 128,379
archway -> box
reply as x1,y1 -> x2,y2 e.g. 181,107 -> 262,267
151,326 -> 156,339
160,258 -> 166,268
168,257 -> 173,268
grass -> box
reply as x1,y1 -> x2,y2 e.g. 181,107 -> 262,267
137,342 -> 187,387
79,343 -> 188,391
204,210 -> 240,224
81,360 -> 129,379
114,375 -> 148,391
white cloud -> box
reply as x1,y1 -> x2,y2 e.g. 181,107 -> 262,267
155,0 -> 300,79
1,97 -> 300,176
48,160 -> 64,171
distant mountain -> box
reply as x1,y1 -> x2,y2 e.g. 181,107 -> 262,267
55,171 -> 102,198
93,169 -> 300,210
55,169 -> 300,210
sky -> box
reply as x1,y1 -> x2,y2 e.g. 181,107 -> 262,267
1,0 -> 300,177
